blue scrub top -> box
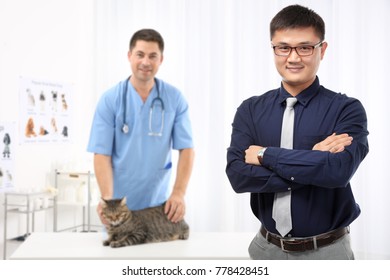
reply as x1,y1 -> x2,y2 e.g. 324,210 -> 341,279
87,78 -> 193,210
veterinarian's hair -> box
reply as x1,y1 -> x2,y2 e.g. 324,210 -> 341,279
129,29 -> 164,53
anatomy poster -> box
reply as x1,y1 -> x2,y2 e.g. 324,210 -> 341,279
19,77 -> 72,144
0,122 -> 15,191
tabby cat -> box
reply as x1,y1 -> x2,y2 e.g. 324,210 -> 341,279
101,197 -> 189,248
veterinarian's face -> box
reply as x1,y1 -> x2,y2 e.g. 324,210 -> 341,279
128,40 -> 163,83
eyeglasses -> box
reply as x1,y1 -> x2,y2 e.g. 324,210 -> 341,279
272,41 -> 323,57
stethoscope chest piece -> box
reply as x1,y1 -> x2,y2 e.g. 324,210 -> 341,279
122,123 -> 129,134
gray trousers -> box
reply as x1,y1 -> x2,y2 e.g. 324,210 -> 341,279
248,229 -> 355,260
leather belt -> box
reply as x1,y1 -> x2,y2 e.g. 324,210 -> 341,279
260,226 -> 349,252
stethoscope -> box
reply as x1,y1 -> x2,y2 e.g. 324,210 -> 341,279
121,77 -> 165,136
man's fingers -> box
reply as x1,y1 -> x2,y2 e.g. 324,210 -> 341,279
166,203 -> 184,223
313,133 -> 352,152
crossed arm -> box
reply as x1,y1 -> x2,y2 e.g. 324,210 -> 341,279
245,133 -> 353,165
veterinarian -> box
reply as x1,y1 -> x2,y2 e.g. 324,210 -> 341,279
226,5 -> 369,259
88,29 -> 194,224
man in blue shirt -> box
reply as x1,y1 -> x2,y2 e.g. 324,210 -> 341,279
88,29 -> 194,224
226,5 -> 368,259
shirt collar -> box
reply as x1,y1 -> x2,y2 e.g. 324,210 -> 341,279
278,76 -> 321,107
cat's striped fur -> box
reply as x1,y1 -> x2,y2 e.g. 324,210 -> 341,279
101,197 -> 189,248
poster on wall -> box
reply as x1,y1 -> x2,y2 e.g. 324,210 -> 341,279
19,76 -> 72,144
0,122 -> 15,191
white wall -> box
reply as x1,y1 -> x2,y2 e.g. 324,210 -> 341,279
0,0 -> 97,244
1,0 -> 389,260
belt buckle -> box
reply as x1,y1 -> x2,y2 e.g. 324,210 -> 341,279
280,236 -> 318,252
280,238 -> 295,252
280,239 -> 288,252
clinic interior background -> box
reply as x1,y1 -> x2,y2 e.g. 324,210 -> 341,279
0,0 -> 389,259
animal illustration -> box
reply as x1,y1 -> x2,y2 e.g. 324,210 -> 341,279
0,168 -> 3,187
25,118 -> 37,137
51,118 -> 58,134
61,94 -> 68,111
62,126 -> 68,137
101,197 -> 189,248
39,126 -> 49,136
27,88 -> 35,108
5,170 -> 12,183
51,91 -> 58,111
39,91 -> 46,111
3,133 -> 11,158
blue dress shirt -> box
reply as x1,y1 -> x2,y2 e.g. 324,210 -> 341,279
226,77 -> 369,237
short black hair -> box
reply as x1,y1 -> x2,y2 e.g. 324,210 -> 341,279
129,29 -> 164,53
270,5 -> 325,41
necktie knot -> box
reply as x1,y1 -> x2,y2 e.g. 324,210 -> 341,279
286,97 -> 297,109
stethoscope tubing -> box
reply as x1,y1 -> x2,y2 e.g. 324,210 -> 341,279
122,76 -> 164,134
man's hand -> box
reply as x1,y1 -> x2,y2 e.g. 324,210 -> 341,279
164,192 -> 185,223
96,200 -> 109,227
312,133 -> 353,153
245,145 -> 263,165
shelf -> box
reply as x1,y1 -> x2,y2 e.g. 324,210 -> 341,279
6,206 -> 54,214
4,191 -> 51,197
56,201 -> 98,207
54,169 -> 100,233
55,171 -> 94,177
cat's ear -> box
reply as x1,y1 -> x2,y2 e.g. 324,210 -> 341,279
120,197 -> 127,205
100,197 -> 108,205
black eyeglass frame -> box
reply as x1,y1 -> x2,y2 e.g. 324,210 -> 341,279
272,41 -> 324,57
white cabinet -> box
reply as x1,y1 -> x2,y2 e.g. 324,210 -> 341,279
54,170 -> 100,232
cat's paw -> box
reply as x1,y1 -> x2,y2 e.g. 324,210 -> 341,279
102,240 -> 110,246
110,241 -> 125,248
179,231 -> 190,240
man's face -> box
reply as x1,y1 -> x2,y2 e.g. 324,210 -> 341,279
271,27 -> 327,95
128,40 -> 163,83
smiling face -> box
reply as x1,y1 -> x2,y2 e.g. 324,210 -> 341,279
128,40 -> 163,84
272,27 -> 327,96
